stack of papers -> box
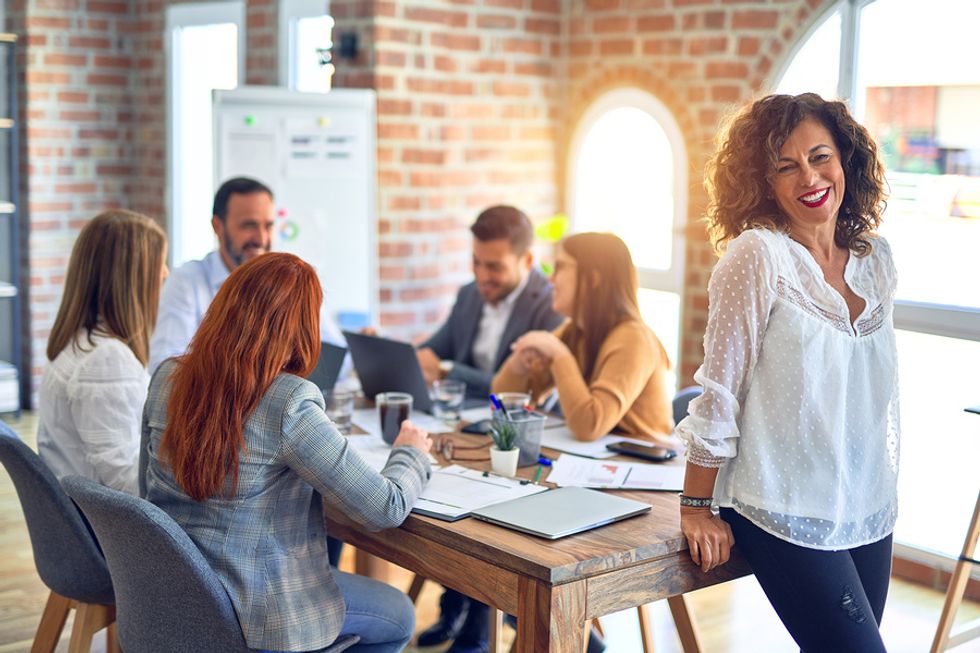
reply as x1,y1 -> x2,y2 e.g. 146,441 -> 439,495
546,454 -> 685,491
414,465 -> 548,521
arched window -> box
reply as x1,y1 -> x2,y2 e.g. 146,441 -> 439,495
776,0 -> 980,565
567,89 -> 687,384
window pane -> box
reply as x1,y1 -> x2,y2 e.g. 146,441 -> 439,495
295,15 -> 334,93
573,107 -> 674,271
857,0 -> 980,309
638,288 -> 679,392
775,8 -> 840,100
893,330 -> 980,556
172,23 -> 238,266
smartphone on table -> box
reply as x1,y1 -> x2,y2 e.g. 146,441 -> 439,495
605,441 -> 677,462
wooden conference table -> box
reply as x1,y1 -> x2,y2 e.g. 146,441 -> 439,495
324,426 -> 751,653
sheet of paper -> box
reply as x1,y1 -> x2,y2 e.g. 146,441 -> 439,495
546,454 -> 685,491
413,465 -> 549,520
346,434 -> 437,472
538,426 -> 653,459
460,406 -> 491,423
351,408 -> 455,438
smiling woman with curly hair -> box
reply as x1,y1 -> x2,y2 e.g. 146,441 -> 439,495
705,92 -> 887,255
675,93 -> 899,653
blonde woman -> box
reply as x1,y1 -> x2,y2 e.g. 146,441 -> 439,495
38,210 -> 168,494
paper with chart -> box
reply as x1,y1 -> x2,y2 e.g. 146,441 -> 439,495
547,454 -> 685,491
413,465 -> 549,521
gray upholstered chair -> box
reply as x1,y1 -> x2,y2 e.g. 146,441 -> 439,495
672,386 -> 703,425
61,474 -> 359,653
0,422 -> 117,653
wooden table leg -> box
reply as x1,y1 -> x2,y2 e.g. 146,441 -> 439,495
353,547 -> 392,583
515,577 -> 586,653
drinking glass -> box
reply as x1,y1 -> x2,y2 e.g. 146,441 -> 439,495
323,389 -> 354,435
376,392 -> 413,444
431,379 -> 466,423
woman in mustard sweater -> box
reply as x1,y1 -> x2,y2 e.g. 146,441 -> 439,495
493,232 -> 673,443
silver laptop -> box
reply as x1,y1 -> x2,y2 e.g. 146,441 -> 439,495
470,486 -> 651,540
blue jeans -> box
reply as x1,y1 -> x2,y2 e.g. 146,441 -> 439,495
265,570 -> 414,653
721,508 -> 891,653
334,570 -> 415,653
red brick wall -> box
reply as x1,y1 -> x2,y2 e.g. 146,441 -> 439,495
562,0 -> 833,383
331,0 -> 563,342
13,0 -> 837,400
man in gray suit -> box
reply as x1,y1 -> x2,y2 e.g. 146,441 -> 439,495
415,205 -> 564,401
415,205 -> 563,652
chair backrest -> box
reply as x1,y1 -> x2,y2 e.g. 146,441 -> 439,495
672,386 -> 703,425
61,475 -> 359,653
0,422 -> 113,604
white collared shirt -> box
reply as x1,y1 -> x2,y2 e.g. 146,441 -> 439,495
471,274 -> 529,373
149,250 -> 347,375
38,331 -> 148,495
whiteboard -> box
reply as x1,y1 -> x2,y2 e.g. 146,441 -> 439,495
213,86 -> 377,326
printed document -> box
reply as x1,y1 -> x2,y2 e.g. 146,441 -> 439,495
546,454 -> 685,491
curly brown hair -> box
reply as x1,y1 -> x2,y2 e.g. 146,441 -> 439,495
704,93 -> 887,255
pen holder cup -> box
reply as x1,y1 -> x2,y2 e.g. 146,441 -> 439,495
492,410 -> 546,467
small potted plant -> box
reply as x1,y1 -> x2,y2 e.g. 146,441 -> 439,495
489,421 -> 520,477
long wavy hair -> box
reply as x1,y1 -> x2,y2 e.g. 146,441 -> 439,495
705,92 -> 887,255
558,233 -> 667,380
47,209 -> 166,366
161,253 -> 322,501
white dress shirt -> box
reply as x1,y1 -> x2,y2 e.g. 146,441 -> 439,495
149,250 -> 348,375
676,228 -> 900,550
471,273 -> 529,373
38,331 -> 148,495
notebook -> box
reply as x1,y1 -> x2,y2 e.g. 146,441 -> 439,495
470,486 -> 651,540
343,331 -> 433,412
306,342 -> 348,392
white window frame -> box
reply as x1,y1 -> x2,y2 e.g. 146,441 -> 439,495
279,0 -> 331,91
774,0 -> 980,343
165,1 -> 245,265
566,88 -> 688,297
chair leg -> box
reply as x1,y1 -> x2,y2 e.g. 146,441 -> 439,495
667,595 -> 702,653
68,602 -> 115,653
636,603 -> 655,653
106,621 -> 122,653
30,591 -> 71,653
407,573 -> 426,604
591,617 -> 604,637
931,490 -> 980,653
490,608 -> 505,653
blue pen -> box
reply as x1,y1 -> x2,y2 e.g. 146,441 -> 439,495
488,394 -> 503,412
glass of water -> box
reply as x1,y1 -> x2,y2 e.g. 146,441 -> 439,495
430,379 -> 466,424
323,389 -> 355,434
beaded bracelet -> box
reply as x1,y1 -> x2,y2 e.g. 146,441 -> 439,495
678,494 -> 713,508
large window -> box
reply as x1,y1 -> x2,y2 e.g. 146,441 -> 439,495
280,0 -> 335,93
777,0 -> 980,564
167,2 -> 244,266
567,89 -> 687,385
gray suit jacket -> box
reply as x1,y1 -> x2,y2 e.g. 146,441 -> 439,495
140,360 -> 431,651
422,268 -> 564,398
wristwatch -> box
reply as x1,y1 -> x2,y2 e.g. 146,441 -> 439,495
438,360 -> 454,376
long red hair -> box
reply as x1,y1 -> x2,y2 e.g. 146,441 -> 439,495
161,253 -> 322,501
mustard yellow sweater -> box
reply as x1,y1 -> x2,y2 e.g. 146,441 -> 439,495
492,320 -> 673,441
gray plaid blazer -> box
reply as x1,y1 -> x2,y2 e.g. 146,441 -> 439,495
141,360 -> 431,651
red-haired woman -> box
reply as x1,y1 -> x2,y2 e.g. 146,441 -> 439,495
141,253 -> 432,653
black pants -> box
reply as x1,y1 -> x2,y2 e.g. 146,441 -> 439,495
721,508 -> 891,653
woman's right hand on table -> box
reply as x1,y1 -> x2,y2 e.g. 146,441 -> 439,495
680,507 -> 735,573
392,420 -> 432,454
